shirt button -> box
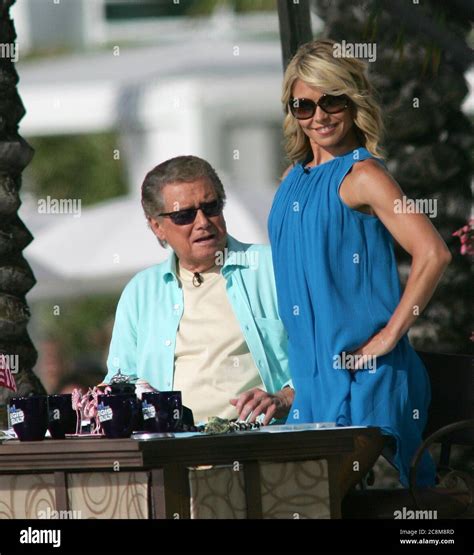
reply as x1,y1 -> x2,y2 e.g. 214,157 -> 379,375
245,325 -> 250,331
258,360 -> 263,367
164,339 -> 171,346
173,304 -> 180,310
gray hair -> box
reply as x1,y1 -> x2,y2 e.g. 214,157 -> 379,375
141,155 -> 226,220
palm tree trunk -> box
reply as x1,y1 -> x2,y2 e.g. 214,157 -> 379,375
0,0 -> 45,425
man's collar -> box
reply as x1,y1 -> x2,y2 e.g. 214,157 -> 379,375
162,234 -> 250,282
163,248 -> 179,282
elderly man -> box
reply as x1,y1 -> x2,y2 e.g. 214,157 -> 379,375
103,155 -> 293,425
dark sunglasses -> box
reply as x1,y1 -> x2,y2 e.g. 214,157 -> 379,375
289,94 -> 350,119
158,198 -> 224,226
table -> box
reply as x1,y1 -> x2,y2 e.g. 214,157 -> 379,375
0,426 -> 382,519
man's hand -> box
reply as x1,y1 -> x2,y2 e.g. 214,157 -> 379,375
229,387 -> 295,426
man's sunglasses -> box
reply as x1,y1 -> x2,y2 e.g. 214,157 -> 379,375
158,198 -> 224,226
289,94 -> 350,119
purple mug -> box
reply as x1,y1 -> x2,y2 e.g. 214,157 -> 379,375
47,394 -> 76,439
9,396 -> 48,441
97,393 -> 140,439
141,391 -> 182,433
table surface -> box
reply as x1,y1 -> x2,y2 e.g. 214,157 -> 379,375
0,426 -> 382,472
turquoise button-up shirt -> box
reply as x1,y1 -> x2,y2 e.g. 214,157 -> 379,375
104,235 -> 291,397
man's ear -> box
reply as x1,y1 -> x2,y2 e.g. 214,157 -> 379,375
148,217 -> 166,243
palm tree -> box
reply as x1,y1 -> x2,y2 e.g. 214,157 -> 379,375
0,0 -> 45,424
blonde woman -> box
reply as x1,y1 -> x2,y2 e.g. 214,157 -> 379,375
268,39 -> 451,493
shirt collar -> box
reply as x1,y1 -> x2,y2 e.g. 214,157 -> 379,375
162,234 -> 249,282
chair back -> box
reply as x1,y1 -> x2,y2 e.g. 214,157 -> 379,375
417,350 -> 474,444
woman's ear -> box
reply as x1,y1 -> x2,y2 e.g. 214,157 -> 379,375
348,101 -> 357,119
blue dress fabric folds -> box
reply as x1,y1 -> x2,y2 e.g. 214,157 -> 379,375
268,147 -> 436,487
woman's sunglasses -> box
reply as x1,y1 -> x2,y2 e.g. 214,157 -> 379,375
289,94 -> 350,119
158,198 -> 224,226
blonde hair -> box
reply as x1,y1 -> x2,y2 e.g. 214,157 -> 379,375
282,39 -> 385,163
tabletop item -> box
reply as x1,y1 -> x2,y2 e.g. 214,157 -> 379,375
181,405 -> 195,430
72,386 -> 111,435
97,393 -> 140,438
47,394 -> 77,439
204,416 -> 262,434
141,391 -> 182,433
104,370 -> 145,431
8,395 -> 48,441
108,369 -> 136,395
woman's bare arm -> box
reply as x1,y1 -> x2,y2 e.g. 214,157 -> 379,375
341,159 -> 451,362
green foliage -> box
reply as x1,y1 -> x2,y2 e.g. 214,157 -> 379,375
35,294 -> 120,366
184,0 -> 275,16
234,0 -> 275,12
25,133 -> 128,206
182,0 -> 219,16
106,0 -> 203,19
105,0 -> 275,19
24,133 -> 128,381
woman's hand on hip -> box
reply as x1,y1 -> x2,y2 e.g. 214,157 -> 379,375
348,327 -> 398,371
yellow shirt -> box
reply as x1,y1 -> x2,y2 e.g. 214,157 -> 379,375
173,263 -> 265,423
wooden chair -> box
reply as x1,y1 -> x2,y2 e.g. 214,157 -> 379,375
342,350 -> 474,518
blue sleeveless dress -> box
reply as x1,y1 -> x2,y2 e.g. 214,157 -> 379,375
268,147 -> 436,487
